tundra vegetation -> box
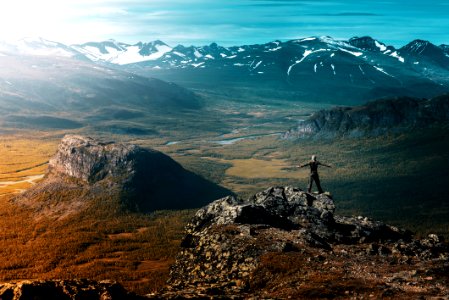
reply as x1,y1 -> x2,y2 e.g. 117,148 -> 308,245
0,93 -> 448,294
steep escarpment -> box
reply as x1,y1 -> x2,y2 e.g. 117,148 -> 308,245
14,135 -> 231,217
150,186 -> 449,299
284,94 -> 449,139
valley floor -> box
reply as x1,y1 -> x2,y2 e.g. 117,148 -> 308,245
1,93 -> 448,295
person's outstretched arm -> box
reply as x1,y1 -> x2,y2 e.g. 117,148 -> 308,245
297,162 -> 309,168
318,162 -> 332,168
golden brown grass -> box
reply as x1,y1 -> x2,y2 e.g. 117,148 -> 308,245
1,127 -> 448,297
0,134 -> 194,295
0,136 -> 58,195
215,158 -> 299,179
0,191 -> 194,295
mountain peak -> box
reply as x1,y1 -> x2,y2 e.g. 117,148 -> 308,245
400,39 -> 449,67
348,36 -> 389,52
209,42 -> 219,48
401,39 -> 434,53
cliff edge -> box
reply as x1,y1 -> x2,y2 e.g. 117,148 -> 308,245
14,135 -> 231,218
150,186 -> 449,299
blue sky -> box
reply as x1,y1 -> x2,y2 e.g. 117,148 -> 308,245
1,0 -> 448,46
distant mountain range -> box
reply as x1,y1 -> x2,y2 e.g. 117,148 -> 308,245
2,36 -> 449,104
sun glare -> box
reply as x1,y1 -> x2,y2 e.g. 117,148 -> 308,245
0,0 -> 115,43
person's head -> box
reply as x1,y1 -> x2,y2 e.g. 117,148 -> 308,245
311,155 -> 317,161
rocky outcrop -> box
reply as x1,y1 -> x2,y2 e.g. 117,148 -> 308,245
0,280 -> 141,300
284,95 -> 449,139
14,135 -> 231,216
48,135 -> 142,183
150,186 -> 449,299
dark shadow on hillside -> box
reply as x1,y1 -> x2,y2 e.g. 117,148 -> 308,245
121,149 -> 233,212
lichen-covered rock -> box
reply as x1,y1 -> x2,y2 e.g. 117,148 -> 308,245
186,187 -> 334,234
153,186 -> 449,299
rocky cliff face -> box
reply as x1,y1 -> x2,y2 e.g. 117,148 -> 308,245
284,94 -> 449,139
149,186 -> 449,299
48,135 -> 144,183
15,135 -> 231,217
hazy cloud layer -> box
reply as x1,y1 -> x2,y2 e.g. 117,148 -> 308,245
0,0 -> 448,46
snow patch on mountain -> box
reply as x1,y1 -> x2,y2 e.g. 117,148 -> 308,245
390,51 -> 405,63
373,66 -> 394,77
252,60 -> 263,69
194,49 -> 203,58
287,49 -> 330,76
297,37 -> 317,42
375,40 -> 387,51
73,41 -> 172,65
192,62 -> 205,68
267,46 -> 282,52
338,47 -> 363,57
173,51 -> 186,57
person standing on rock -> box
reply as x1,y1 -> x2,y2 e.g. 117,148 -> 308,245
298,155 -> 331,194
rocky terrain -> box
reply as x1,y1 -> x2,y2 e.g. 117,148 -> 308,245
4,136 -> 449,298
14,135 -> 231,216
0,279 -> 143,300
284,94 -> 449,139
148,186 -> 449,299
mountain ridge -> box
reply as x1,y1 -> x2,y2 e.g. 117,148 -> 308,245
284,94 -> 449,139
2,35 -> 449,104
2,36 -> 448,67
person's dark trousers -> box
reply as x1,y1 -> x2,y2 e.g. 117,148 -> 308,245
308,173 -> 324,194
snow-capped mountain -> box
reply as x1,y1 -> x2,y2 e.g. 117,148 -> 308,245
1,35 -> 448,104
0,37 -> 80,58
119,36 -> 449,104
71,40 -> 172,65
0,38 -> 172,65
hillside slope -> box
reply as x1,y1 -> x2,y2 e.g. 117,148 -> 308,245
14,135 -> 232,214
0,135 -> 233,294
0,55 -> 201,131
284,94 -> 449,139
